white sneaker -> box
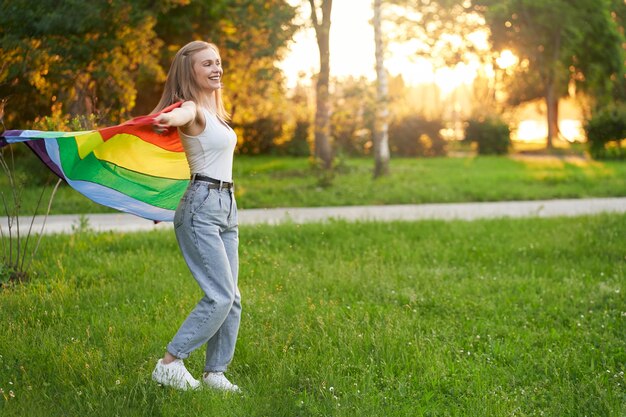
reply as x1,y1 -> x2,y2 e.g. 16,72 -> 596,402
202,372 -> 241,393
152,359 -> 201,391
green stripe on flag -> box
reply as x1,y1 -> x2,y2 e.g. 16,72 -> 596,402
57,138 -> 187,210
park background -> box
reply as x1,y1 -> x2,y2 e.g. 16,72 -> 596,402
1,0 -> 625,416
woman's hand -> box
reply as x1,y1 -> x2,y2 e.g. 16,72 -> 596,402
152,113 -> 172,134
152,102 -> 197,134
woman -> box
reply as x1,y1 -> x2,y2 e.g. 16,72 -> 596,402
150,41 -> 241,392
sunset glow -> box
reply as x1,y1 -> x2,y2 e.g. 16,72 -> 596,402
496,49 -> 518,70
279,1 -> 479,93
279,2 -> 586,143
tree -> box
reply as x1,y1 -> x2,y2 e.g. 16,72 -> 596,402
373,0 -> 390,177
0,0 -> 173,126
388,0 -> 625,148
309,0 -> 334,170
571,0 -> 626,109
472,0 -> 625,148
0,0 -> 298,136
145,0 -> 297,128
388,0 -> 488,68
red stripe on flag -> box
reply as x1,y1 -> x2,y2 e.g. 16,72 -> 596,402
99,102 -> 185,152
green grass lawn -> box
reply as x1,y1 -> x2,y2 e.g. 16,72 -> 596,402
4,155 -> 626,215
1,214 -> 624,416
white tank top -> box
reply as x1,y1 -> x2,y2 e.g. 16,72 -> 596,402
178,108 -> 237,182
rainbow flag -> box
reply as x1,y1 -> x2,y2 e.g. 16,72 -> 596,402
0,103 -> 189,222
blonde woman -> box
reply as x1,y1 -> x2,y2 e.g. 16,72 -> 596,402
150,41 -> 241,392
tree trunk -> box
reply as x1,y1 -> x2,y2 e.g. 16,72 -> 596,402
69,73 -> 95,117
544,29 -> 563,150
373,0 -> 390,177
309,0 -> 333,170
545,77 -> 558,149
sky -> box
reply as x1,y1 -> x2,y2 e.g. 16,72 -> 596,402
278,1 -> 480,95
278,1 -> 429,87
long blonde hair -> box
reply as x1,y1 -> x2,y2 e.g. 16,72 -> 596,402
152,40 -> 230,121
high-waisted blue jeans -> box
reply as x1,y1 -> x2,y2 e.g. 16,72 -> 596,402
167,181 -> 241,373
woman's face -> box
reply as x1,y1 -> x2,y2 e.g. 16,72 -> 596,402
192,47 -> 223,92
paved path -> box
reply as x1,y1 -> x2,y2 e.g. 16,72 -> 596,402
2,197 -> 625,235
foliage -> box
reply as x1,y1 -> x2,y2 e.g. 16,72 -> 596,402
389,0 -> 625,148
585,103 -> 626,160
276,81 -> 313,157
235,116 -> 284,156
465,116 -> 511,155
388,116 -> 447,157
570,0 -> 626,107
280,120 -> 312,157
0,0 -> 170,125
215,0 -> 297,126
0,0 -> 297,129
470,0 -> 625,146
387,0 -> 488,68
330,77 -> 376,156
0,215 -> 624,415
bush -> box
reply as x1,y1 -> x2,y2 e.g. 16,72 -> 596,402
585,104 -> 626,160
388,116 -> 447,157
236,116 -> 283,155
280,120 -> 311,157
465,117 -> 511,155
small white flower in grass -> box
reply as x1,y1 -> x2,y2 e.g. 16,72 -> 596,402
329,386 -> 334,392
9,390 -> 15,398
115,380 -> 121,385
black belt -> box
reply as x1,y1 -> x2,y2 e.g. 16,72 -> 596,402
191,174 -> 233,189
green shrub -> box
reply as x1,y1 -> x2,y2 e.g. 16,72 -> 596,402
388,116 -> 447,157
584,104 -> 626,160
281,120 -> 311,157
465,117 -> 511,155
236,116 -> 283,155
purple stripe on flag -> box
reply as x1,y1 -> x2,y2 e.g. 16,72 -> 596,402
25,140 -> 64,179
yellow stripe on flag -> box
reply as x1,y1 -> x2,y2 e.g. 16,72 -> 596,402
76,133 -> 190,180
75,131 -> 104,159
